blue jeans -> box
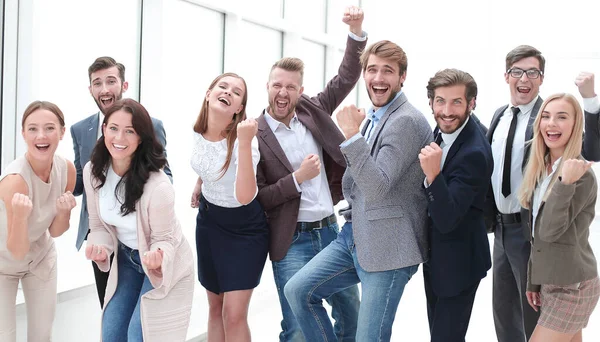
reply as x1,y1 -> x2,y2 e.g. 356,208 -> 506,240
102,243 -> 154,342
285,222 -> 419,342
272,221 -> 360,342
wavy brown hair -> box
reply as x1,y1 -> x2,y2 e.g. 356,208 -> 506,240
193,72 -> 248,178
90,99 -> 167,215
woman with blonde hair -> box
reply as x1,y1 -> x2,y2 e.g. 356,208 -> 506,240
519,93 -> 599,342
191,72 -> 269,341
0,100 -> 76,341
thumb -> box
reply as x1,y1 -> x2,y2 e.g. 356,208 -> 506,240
585,161 -> 594,171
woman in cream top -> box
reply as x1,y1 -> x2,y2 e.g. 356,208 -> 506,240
0,101 -> 76,342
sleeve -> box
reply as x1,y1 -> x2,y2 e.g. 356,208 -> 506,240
145,180 -> 179,289
538,170 -> 597,242
83,163 -> 115,272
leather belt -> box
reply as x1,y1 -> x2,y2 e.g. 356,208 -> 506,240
496,212 -> 521,225
297,214 -> 337,232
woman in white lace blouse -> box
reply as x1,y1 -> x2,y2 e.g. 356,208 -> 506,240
190,72 -> 269,341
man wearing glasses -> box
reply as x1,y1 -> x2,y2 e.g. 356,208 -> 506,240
488,45 -> 600,342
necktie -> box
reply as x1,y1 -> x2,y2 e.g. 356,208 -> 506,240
434,132 -> 443,146
502,107 -> 520,197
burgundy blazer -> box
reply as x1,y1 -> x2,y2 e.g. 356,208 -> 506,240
256,36 -> 366,261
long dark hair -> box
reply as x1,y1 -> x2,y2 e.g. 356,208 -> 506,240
193,72 -> 248,178
90,99 -> 167,215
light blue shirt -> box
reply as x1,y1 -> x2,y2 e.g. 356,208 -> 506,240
341,91 -> 403,147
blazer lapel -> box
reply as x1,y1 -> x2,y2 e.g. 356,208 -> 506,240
487,105 -> 508,143
525,97 -> 543,141
368,93 -> 408,154
441,117 -> 475,171
257,113 -> 294,173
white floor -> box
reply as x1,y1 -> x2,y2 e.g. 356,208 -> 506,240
15,224 -> 600,341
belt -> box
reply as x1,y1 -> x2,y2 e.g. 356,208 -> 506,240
296,214 -> 337,232
496,212 -> 521,225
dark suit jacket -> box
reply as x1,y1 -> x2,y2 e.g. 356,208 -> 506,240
70,112 -> 171,250
484,97 -> 600,232
256,36 -> 366,261
425,117 -> 494,297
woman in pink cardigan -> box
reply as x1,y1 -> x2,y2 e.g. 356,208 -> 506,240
83,99 -> 194,341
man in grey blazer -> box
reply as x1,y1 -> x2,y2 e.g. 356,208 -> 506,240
285,40 -> 432,341
71,56 -> 171,308
487,45 -> 600,342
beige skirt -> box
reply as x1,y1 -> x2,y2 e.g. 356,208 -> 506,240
538,276 -> 600,333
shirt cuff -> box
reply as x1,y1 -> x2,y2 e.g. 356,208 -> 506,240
348,31 -> 367,42
340,133 -> 362,148
292,172 -> 302,193
423,178 -> 430,188
583,96 -> 600,114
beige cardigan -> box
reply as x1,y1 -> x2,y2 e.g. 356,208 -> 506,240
527,168 -> 598,292
83,163 -> 194,341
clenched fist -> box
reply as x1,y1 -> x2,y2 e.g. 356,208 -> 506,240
560,158 -> 593,185
294,154 -> 321,184
237,118 -> 258,144
11,193 -> 33,218
419,142 -> 443,185
575,72 -> 596,99
336,105 -> 366,139
142,249 -> 164,271
342,6 -> 364,37
56,191 -> 76,215
85,243 -> 108,263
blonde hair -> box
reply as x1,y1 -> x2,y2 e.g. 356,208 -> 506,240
518,93 -> 584,208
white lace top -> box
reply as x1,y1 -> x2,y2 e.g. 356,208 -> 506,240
191,132 -> 260,208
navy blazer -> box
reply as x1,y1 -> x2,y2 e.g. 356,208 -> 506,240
425,117 -> 494,297
70,112 -> 171,250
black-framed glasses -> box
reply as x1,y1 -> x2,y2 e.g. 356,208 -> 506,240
507,68 -> 543,79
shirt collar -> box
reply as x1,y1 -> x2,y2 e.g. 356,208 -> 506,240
264,109 -> 299,133
512,95 -> 540,116
368,91 -> 403,122
440,116 -> 470,147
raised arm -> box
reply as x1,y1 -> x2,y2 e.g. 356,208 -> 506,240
1,175 -> 31,260
235,120 -> 260,205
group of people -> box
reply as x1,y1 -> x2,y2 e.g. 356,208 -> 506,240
0,5 -> 599,342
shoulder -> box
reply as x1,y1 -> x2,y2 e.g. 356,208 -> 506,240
151,116 -> 164,128
0,174 -> 29,198
143,171 -> 174,201
71,113 -> 97,131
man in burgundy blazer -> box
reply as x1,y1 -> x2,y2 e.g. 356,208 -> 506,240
255,6 -> 367,341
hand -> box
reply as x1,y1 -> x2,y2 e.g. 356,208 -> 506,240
419,142 -> 443,185
56,191 -> 76,215
237,118 -> 258,144
191,179 -> 202,208
575,72 -> 596,98
294,154 -> 321,184
11,193 -> 33,218
85,244 -> 108,263
142,249 -> 164,270
336,105 -> 366,139
342,6 -> 364,36
560,159 -> 593,185
526,291 -> 541,312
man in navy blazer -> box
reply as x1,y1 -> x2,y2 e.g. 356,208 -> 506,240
419,69 -> 493,342
70,56 -> 171,307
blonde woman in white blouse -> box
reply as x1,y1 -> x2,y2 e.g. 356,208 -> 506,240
191,72 -> 269,342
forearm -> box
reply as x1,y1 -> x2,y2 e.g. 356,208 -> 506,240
49,212 -> 71,237
235,142 -> 257,205
7,219 -> 30,260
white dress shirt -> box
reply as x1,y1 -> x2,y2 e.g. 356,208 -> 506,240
531,157 -> 561,236
264,111 -> 334,222
97,112 -> 105,140
99,164 -> 138,249
491,97 -> 538,214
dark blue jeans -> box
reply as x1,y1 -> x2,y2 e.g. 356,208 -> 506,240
102,242 -> 154,342
272,221 -> 360,341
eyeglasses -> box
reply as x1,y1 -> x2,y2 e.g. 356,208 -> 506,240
507,68 -> 543,79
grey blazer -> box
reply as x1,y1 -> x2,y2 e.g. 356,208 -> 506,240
527,168 -> 598,292
340,93 -> 433,272
70,112 -> 171,250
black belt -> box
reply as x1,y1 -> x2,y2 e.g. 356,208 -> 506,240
297,214 -> 337,232
496,212 -> 521,225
